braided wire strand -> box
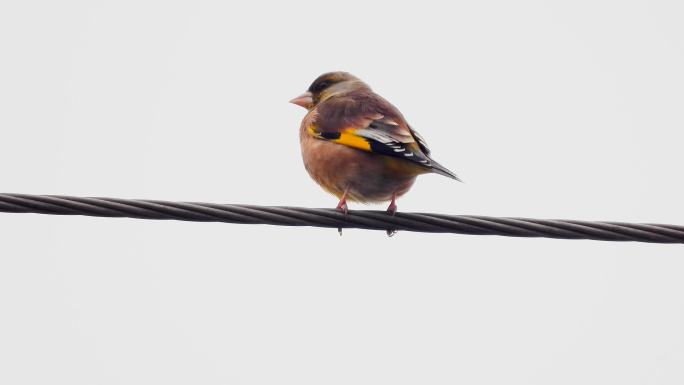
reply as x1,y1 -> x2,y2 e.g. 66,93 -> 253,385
1,193 -> 683,243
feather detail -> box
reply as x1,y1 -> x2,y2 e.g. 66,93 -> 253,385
307,121 -> 460,180
304,88 -> 460,181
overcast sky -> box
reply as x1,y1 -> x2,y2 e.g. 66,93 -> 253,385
1,1 -> 683,384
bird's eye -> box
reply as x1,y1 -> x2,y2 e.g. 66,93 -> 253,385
315,81 -> 330,92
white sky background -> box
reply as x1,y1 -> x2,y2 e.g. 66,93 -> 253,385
1,0 -> 683,383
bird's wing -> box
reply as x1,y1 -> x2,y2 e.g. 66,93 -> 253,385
307,95 -> 460,180
407,125 -> 431,155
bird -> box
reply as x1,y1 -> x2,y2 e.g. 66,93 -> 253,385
290,72 -> 460,233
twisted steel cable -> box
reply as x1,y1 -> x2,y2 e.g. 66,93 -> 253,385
0,193 -> 683,243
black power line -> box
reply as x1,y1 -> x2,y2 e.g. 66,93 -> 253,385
1,193 -> 683,243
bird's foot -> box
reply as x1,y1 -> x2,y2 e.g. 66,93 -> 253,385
386,195 -> 398,237
336,200 -> 348,236
386,201 -> 397,216
336,201 -> 348,214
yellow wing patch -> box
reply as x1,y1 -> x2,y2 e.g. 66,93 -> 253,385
333,131 -> 371,151
308,125 -> 372,152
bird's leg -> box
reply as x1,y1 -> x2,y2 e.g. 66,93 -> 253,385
386,193 -> 398,216
336,187 -> 350,236
336,192 -> 349,215
386,192 -> 398,237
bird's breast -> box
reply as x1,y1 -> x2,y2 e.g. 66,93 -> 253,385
299,125 -> 421,203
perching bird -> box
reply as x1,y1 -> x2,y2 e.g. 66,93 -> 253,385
290,71 -> 460,223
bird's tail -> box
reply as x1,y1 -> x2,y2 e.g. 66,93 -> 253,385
429,159 -> 462,182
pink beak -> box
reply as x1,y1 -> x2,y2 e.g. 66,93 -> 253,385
289,91 -> 314,109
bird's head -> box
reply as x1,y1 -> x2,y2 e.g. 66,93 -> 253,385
290,71 -> 369,109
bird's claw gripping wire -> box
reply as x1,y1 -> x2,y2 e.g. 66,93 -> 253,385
386,193 -> 398,237
336,189 -> 349,236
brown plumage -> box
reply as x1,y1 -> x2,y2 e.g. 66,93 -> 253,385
291,71 -> 460,217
